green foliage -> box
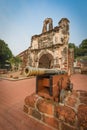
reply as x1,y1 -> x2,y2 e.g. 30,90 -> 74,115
69,39 -> 87,59
0,39 -> 13,68
9,56 -> 22,66
9,56 -> 22,71
79,39 -> 87,56
79,39 -> 87,49
76,56 -> 87,61
68,43 -> 76,48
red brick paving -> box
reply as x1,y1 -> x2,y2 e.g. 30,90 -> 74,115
0,74 -> 87,130
0,78 -> 53,130
71,74 -> 87,91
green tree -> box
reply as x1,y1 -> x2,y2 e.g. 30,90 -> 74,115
68,43 -> 76,48
0,39 -> 13,68
9,56 -> 22,71
79,39 -> 87,56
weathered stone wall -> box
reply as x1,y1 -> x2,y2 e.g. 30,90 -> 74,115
21,49 -> 29,73
68,48 -> 74,75
27,18 -> 71,73
24,90 -> 87,130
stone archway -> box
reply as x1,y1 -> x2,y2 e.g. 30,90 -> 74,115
38,53 -> 53,68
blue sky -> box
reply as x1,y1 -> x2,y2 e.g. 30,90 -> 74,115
0,0 -> 87,55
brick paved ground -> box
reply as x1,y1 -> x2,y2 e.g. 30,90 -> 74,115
0,78 -> 53,130
71,74 -> 87,91
0,74 -> 87,130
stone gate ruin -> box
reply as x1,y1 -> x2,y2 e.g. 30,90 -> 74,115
20,18 -> 74,75
28,17 -> 69,69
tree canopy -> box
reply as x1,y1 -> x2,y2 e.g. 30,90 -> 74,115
79,39 -> 87,56
0,39 -> 13,68
68,39 -> 87,59
9,56 -> 22,69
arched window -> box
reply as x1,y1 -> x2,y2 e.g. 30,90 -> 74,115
42,18 -> 53,33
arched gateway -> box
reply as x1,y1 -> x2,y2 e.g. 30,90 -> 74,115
38,53 -> 53,68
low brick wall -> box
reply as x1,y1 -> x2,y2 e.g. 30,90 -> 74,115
0,69 -> 7,74
24,90 -> 87,130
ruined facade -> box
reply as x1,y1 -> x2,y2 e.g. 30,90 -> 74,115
19,18 -> 74,74
27,18 -> 72,72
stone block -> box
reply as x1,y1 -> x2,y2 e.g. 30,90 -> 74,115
65,96 -> 77,108
77,104 -> 87,129
24,93 -> 39,108
37,99 -> 54,115
55,105 -> 76,125
42,115 -> 59,129
61,123 -> 78,130
23,105 -> 28,113
29,108 -> 42,120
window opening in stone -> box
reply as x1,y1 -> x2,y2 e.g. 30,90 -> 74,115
47,23 -> 49,31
